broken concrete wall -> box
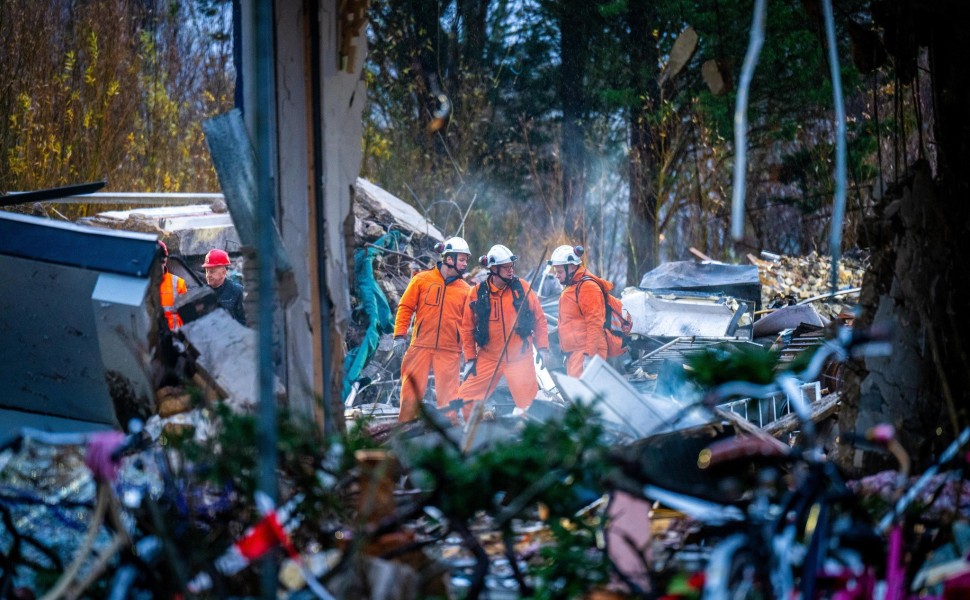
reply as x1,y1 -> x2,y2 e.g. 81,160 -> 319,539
180,309 -> 285,411
78,204 -> 241,265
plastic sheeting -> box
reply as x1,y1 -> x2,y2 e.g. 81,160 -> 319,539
342,231 -> 400,399
639,261 -> 762,313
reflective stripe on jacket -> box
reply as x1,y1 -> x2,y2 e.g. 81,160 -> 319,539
160,272 -> 188,330
558,266 -> 609,359
394,266 -> 471,352
460,276 -> 549,362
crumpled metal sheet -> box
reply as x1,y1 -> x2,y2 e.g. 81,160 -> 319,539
752,303 -> 825,337
639,260 -> 761,311
552,356 -> 714,439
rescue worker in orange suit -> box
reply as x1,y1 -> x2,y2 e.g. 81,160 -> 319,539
550,244 -> 612,377
393,237 -> 472,422
158,241 -> 188,330
457,244 -> 551,417
202,248 -> 247,326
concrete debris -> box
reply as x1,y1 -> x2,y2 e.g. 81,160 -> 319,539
749,250 -> 866,321
354,178 -> 443,242
179,309 -> 285,412
78,204 -> 241,262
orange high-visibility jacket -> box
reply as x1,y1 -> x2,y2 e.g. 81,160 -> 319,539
394,266 -> 471,352
460,276 -> 549,362
558,266 -> 609,360
160,272 -> 188,330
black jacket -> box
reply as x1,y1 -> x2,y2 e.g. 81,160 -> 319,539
211,279 -> 247,326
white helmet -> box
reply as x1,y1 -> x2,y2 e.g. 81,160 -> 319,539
548,244 -> 584,266
435,236 -> 471,256
479,244 -> 517,267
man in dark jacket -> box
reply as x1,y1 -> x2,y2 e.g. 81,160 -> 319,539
202,249 -> 247,326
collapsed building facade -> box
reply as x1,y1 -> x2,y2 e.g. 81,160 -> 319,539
0,4 -> 890,597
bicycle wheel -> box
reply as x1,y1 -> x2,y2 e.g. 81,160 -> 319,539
703,534 -> 770,600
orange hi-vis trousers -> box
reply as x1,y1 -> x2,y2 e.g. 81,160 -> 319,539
565,350 -> 588,378
456,352 -> 538,418
399,346 -> 462,422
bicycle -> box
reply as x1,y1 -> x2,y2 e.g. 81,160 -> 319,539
694,324 -> 894,600
694,323 -> 970,600
846,424 -> 970,600
599,324 -> 891,597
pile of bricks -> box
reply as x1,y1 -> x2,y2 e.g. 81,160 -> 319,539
750,250 -> 868,320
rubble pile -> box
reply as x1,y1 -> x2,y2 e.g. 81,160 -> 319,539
344,179 -> 447,408
351,178 -> 444,309
751,250 -> 867,321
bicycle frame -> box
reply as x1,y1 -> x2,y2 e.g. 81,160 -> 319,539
696,324 -> 893,599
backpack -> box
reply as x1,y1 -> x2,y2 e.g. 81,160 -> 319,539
575,276 -> 633,357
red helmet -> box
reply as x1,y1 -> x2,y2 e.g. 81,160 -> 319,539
202,249 -> 231,268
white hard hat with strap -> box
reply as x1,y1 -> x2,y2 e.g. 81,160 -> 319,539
435,236 -> 471,256
548,244 -> 584,266
479,244 -> 517,267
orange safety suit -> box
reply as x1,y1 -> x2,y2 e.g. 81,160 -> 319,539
558,266 -> 610,377
394,266 -> 471,421
160,272 -> 188,330
457,276 -> 549,415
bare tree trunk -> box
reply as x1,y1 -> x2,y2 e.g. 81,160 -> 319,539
559,0 -> 591,239
625,0 -> 660,286
458,0 -> 488,68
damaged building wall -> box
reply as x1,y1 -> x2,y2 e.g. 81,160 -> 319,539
316,0 -> 368,430
233,1 -> 367,429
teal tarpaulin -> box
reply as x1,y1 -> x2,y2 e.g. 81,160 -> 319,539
342,231 -> 400,400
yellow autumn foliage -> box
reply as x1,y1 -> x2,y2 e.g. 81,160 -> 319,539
0,0 -> 235,217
